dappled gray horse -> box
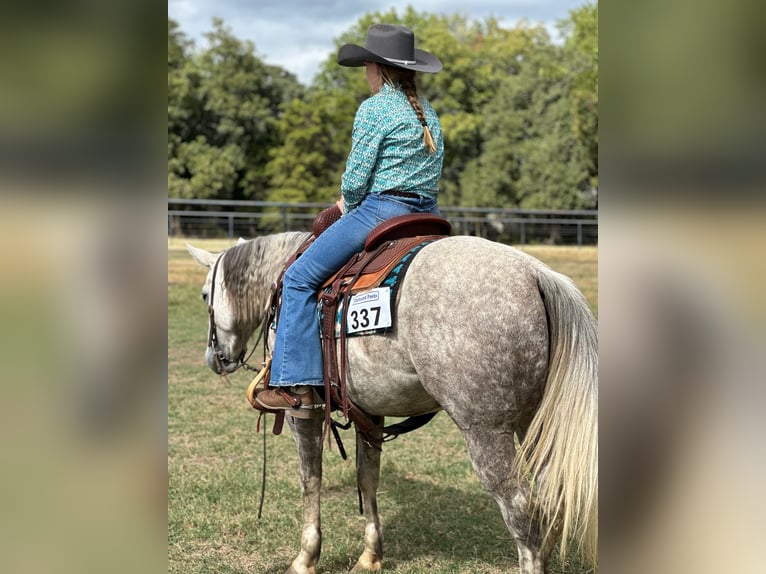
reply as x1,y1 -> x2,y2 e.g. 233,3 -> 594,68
188,232 -> 597,574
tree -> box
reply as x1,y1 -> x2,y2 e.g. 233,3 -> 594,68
168,18 -> 190,71
560,3 -> 598,190
168,19 -> 194,166
422,18 -> 551,205
460,43 -> 593,211
265,89 -> 357,203
167,18 -> 303,201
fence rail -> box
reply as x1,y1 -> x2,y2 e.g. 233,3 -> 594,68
168,199 -> 597,246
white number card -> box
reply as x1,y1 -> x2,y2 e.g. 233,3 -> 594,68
346,287 -> 392,334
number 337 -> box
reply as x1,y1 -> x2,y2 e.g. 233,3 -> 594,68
349,306 -> 381,330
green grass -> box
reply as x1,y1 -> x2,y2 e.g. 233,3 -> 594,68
169,241 -> 597,573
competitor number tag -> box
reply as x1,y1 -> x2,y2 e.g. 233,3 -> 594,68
346,287 -> 392,334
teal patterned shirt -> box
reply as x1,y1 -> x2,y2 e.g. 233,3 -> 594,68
341,83 -> 444,212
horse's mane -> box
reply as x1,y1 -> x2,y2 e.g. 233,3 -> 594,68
221,231 -> 311,327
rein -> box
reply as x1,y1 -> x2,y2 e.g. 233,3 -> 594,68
207,254 -> 261,374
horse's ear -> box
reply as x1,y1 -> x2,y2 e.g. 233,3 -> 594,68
237,237 -> 247,245
186,244 -> 217,268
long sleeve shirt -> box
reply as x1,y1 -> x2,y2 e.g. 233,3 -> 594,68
340,82 -> 444,213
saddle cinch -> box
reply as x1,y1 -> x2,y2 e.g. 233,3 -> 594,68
247,205 -> 451,446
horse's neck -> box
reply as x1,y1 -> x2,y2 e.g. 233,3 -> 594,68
221,231 -> 310,333
250,230 -> 311,309
258,231 -> 311,285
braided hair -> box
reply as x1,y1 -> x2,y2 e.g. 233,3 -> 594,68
380,65 -> 437,153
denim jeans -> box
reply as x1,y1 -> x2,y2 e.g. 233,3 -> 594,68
269,192 -> 439,386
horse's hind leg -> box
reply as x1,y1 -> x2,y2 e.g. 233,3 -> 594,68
351,417 -> 384,573
285,413 -> 325,574
461,429 -> 557,574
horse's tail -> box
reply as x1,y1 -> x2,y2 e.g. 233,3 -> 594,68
516,263 -> 598,567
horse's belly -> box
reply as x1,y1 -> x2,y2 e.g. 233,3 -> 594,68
345,336 -> 439,417
348,380 -> 440,417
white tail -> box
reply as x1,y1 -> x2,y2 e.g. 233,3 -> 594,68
516,264 -> 598,566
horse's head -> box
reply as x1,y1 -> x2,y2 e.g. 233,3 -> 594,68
187,243 -> 252,375
186,233 -> 312,377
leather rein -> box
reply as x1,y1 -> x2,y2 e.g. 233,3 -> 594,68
206,254 -> 261,374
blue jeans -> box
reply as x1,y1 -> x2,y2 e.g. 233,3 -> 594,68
269,192 -> 439,386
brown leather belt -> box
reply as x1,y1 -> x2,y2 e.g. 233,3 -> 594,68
381,189 -> 421,199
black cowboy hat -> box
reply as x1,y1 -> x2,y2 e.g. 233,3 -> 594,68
337,24 -> 442,74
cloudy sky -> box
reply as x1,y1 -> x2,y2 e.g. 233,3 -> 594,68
169,0 -> 588,85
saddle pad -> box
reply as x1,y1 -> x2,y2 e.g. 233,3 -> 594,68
326,239 -> 436,338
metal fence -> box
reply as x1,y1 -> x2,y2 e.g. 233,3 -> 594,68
168,198 -> 598,246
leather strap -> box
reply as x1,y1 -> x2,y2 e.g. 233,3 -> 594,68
381,189 -> 420,199
272,411 -> 285,435
275,388 -> 302,408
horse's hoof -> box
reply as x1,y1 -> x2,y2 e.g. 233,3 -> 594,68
284,567 -> 316,574
350,552 -> 382,573
350,564 -> 382,573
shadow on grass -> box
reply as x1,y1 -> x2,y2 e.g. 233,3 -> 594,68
377,467 -> 513,571
377,467 -> 590,573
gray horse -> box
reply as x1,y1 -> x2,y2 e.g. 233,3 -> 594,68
188,232 -> 597,574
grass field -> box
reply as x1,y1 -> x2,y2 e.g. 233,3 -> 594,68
168,238 -> 597,574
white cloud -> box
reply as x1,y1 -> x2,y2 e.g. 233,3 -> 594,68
168,0 -> 200,19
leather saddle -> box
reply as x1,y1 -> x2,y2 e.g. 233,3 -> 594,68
321,212 -> 451,292
260,207 -> 451,446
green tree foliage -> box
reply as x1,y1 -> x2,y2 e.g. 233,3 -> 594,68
168,18 -> 189,71
168,5 -> 598,209
560,3 -> 598,188
460,43 -> 593,210
457,5 -> 598,210
423,18 -> 552,205
168,18 -> 302,200
265,89 -> 357,204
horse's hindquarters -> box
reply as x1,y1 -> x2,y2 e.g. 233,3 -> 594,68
395,237 -> 549,429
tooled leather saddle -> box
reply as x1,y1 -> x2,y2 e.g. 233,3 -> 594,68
251,205 -> 451,447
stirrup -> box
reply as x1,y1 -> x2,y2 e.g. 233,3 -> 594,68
246,356 -> 272,409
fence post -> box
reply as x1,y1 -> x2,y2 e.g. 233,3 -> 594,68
228,214 -> 234,238
520,222 -> 526,245
281,206 -> 288,232
577,222 -> 583,246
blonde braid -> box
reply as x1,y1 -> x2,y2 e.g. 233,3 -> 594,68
381,66 -> 437,153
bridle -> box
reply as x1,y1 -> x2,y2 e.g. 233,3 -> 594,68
206,254 -> 260,374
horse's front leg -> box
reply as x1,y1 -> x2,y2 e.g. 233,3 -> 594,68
351,417 -> 383,573
285,412 -> 324,574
